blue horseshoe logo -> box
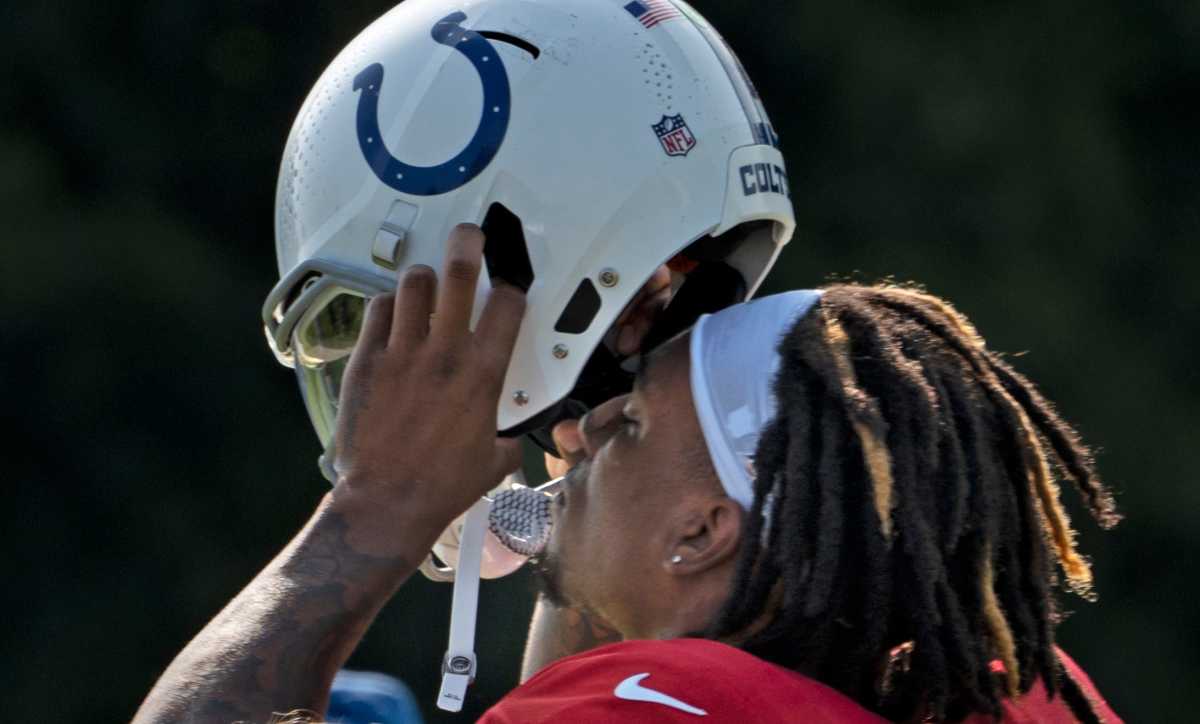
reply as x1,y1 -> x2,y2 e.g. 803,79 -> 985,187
353,11 -> 511,196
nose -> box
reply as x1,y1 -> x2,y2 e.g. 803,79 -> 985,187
578,394 -> 630,458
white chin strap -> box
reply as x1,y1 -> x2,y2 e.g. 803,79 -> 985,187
436,495 -> 489,712
433,471 -> 561,712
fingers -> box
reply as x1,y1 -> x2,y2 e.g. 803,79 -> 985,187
475,281 -> 526,385
390,265 -> 436,344
492,437 -> 524,480
358,293 -> 395,349
430,224 -> 485,338
552,419 -> 586,467
543,419 -> 582,478
379,224 -> 521,387
544,451 -> 570,479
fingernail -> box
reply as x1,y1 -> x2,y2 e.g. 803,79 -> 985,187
451,222 -> 485,247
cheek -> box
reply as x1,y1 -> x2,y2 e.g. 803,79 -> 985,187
553,434 -> 668,563
584,447 -> 669,552
589,438 -> 646,504
550,452 -> 634,558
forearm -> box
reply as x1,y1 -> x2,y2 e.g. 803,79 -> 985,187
134,492 -> 428,724
520,596 -> 621,682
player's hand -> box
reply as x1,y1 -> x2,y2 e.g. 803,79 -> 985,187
544,420 -> 585,479
328,223 -> 527,550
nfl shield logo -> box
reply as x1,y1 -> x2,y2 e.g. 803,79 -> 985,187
652,114 -> 697,157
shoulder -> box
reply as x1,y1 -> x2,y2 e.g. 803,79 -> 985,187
480,638 -> 887,724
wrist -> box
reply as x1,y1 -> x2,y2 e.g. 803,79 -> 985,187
322,483 -> 446,563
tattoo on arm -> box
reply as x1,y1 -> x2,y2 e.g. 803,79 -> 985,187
520,596 -> 621,682
134,501 -> 416,724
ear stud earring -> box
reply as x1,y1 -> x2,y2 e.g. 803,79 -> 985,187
670,555 -> 683,564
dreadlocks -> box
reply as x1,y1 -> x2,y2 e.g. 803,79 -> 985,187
706,284 -> 1119,723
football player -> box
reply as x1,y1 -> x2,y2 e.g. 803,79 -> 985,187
135,227 -> 1121,722
134,0 -> 1122,719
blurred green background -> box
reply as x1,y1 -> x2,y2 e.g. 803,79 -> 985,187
3,0 -> 1196,721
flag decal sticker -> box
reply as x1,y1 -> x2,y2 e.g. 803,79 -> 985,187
624,0 -> 681,29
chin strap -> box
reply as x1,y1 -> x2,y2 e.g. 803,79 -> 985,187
436,496 -> 489,712
321,456 -> 502,712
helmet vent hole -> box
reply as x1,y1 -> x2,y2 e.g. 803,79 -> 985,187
554,279 -> 602,335
481,203 -> 535,293
478,31 -> 540,59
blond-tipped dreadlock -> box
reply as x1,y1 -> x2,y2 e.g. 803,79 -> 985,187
706,284 -> 1119,723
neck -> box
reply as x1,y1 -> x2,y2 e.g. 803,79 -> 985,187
618,575 -> 729,641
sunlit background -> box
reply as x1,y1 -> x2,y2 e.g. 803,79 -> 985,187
3,0 -> 1197,720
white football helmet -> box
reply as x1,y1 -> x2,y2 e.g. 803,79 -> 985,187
262,0 -> 795,450
264,0 -> 797,710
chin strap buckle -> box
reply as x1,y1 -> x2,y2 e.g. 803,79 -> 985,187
437,651 -> 477,711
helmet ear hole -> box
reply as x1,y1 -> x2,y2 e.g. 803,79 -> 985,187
554,279 -> 602,334
481,202 -> 535,292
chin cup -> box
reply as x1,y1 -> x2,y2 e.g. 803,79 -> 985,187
420,476 -> 562,582
487,484 -> 556,558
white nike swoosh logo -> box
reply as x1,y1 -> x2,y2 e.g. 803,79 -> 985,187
614,673 -> 708,716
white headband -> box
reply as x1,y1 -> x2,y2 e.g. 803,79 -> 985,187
688,290 -> 823,509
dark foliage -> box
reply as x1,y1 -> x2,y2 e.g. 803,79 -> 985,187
2,0 -> 1196,720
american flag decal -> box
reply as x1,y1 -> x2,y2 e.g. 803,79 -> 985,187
624,0 -> 681,28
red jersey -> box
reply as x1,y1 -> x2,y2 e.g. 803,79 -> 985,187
480,638 -> 1121,723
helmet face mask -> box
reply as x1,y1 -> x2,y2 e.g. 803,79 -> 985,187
266,0 -> 796,452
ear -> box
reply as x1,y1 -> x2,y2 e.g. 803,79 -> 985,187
662,496 -> 744,576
